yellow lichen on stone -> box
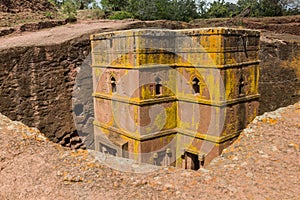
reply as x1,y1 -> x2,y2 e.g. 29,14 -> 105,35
91,28 -> 261,166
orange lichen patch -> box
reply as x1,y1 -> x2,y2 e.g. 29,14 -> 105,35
261,118 -> 278,125
288,143 -> 299,151
11,124 -> 49,143
63,173 -> 84,183
86,162 -> 101,169
166,167 -> 177,173
70,149 -> 89,159
245,152 -> 253,159
282,52 -> 300,72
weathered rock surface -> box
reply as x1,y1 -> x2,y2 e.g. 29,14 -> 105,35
0,102 -> 299,199
259,34 -> 300,114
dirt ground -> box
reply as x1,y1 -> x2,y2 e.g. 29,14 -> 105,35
0,101 -> 299,200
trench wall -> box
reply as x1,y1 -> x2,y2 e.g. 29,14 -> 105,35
259,39 -> 300,114
0,38 -> 91,149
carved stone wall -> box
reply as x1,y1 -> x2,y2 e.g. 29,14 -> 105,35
259,39 -> 300,114
0,38 -> 91,149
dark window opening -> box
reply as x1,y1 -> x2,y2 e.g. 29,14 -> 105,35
155,84 -> 162,95
109,39 -> 113,48
155,77 -> 162,95
153,149 -> 172,166
192,77 -> 200,94
239,76 -> 245,96
182,152 -> 200,170
100,143 -> 117,156
111,77 -> 116,93
122,142 -> 129,159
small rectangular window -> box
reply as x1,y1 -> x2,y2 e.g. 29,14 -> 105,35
155,83 -> 162,95
182,151 -> 200,170
111,77 -> 116,93
155,77 -> 162,95
192,77 -> 200,94
100,143 -> 117,156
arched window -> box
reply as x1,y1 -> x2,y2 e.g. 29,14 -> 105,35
239,76 -> 245,96
155,77 -> 162,95
192,77 -> 200,94
111,77 -> 116,93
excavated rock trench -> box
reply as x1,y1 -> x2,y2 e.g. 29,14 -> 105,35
0,20 -> 299,150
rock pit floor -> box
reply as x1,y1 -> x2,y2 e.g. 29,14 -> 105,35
0,102 -> 299,200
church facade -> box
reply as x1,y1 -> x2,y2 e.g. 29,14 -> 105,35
91,28 -> 260,169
